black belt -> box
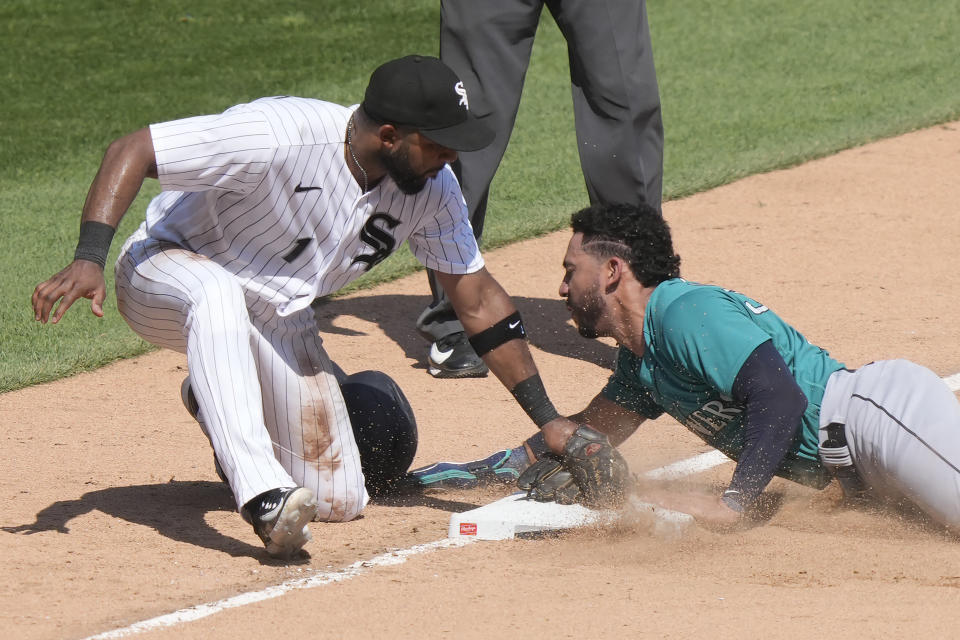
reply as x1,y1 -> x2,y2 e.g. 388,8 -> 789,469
821,422 -> 870,500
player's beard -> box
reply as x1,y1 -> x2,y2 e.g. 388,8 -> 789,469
568,281 -> 606,340
380,145 -> 430,195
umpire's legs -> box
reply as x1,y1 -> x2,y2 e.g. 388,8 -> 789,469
418,0 -> 543,342
550,0 -> 664,210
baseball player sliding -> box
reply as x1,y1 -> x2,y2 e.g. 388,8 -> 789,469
31,56 -> 591,559
414,202 -> 960,533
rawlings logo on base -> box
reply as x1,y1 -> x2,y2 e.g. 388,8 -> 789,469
459,522 -> 478,535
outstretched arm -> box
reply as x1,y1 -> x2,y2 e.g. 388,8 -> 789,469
638,340 -> 807,528
435,268 -> 579,453
410,393 -> 646,488
32,127 -> 156,324
569,393 -> 646,446
565,392 -> 746,525
722,339 -> 807,510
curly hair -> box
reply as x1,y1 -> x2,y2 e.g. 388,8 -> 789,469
570,202 -> 681,287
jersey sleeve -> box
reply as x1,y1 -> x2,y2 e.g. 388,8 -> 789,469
149,105 -> 277,196
406,168 -> 485,275
601,347 -> 665,419
657,288 -> 771,396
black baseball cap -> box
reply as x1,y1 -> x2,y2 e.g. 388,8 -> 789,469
362,55 -> 494,152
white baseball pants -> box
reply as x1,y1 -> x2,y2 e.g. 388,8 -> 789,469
114,230 -> 368,521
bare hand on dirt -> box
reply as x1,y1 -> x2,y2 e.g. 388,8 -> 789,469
636,484 -> 741,529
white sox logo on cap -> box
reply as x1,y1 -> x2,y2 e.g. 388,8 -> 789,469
455,81 -> 469,109
362,55 -> 493,151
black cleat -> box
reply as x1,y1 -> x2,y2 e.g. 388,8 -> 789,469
242,487 -> 318,559
180,376 -> 229,484
427,332 -> 488,378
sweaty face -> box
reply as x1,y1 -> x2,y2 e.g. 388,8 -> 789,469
568,280 -> 606,339
379,132 -> 456,195
560,233 -> 608,339
379,142 -> 427,194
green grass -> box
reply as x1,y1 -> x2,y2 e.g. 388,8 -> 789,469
2,0 -> 959,392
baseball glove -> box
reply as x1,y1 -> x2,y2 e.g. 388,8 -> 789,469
517,454 -> 581,504
517,425 -> 631,508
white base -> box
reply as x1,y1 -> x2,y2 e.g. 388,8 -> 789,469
448,492 -> 694,540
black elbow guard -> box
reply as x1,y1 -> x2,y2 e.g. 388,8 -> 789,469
468,311 -> 526,357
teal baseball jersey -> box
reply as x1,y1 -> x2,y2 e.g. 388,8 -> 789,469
601,279 -> 845,487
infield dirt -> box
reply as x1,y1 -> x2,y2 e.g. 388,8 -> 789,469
3,121 -> 960,639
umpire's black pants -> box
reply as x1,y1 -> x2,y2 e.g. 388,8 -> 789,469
417,0 -> 665,342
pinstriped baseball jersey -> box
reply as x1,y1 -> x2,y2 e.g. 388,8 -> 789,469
144,96 -> 483,316
114,96 -> 486,522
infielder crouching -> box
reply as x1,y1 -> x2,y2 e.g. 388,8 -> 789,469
31,56 -> 588,559
414,202 -> 960,534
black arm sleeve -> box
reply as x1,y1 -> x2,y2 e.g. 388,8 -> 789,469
723,340 -> 808,511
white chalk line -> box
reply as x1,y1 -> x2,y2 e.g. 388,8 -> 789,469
83,452 -> 731,640
642,450 -> 731,479
84,537 -> 475,639
84,371 -> 960,638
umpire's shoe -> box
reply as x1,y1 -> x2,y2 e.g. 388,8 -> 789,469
242,487 -> 318,559
427,331 -> 488,378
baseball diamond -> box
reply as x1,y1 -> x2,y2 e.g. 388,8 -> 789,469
4,121 -> 960,637
6,0 -> 960,635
